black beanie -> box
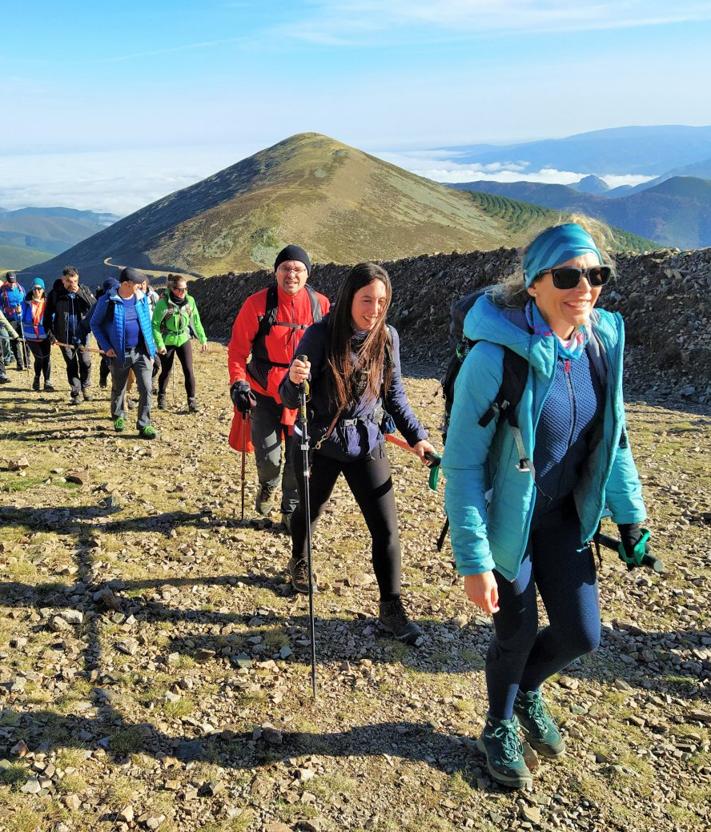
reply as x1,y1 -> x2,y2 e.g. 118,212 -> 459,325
119,267 -> 146,285
274,244 -> 312,276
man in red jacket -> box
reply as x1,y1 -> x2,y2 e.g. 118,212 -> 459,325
228,245 -> 330,530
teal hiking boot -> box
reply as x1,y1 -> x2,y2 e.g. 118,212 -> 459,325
113,417 -> 126,432
139,425 -> 157,440
514,689 -> 565,758
476,714 -> 533,789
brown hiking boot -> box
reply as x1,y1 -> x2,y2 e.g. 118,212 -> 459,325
288,557 -> 317,594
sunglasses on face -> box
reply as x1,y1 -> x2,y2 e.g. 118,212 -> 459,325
539,265 -> 612,289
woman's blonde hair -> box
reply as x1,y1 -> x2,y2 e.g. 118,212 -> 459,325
490,214 -> 615,308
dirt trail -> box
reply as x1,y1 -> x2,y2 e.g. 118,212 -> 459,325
0,349 -> 709,832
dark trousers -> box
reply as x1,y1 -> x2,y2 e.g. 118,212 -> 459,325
110,349 -> 154,429
486,498 -> 600,720
158,341 -> 195,399
251,393 -> 299,514
290,444 -> 402,600
60,344 -> 92,397
10,334 -> 29,369
27,339 -> 51,382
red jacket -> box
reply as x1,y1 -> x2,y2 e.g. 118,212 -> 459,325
228,283 -> 330,423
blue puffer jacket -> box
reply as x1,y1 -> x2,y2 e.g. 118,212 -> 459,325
1,282 -> 25,321
279,317 -> 427,460
90,290 -> 157,358
442,294 -> 646,580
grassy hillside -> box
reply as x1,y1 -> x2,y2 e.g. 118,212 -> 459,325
0,243 -> 55,272
0,208 -> 118,255
28,133 -> 567,285
453,177 -> 711,249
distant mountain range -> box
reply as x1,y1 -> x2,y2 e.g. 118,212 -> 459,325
440,125 -> 711,176
24,133 -> 654,285
451,176 -> 711,249
0,207 -> 119,270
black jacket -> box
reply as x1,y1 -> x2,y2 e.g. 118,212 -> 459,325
43,279 -> 96,344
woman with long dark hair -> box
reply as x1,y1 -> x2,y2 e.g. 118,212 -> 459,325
279,262 -> 436,644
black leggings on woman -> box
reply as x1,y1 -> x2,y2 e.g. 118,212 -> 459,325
290,444 -> 401,601
27,339 -> 51,382
158,341 -> 195,398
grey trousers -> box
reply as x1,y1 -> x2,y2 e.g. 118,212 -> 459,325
0,329 -> 13,364
110,349 -> 154,429
250,392 -> 299,514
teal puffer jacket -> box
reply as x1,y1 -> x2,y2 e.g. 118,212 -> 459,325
442,295 -> 646,581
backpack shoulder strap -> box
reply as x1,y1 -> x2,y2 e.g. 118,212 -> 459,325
476,345 -> 529,428
254,283 -> 279,343
305,284 -> 323,324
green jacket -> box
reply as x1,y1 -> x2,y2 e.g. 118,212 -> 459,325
152,293 -> 206,350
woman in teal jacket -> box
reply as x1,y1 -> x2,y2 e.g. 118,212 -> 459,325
442,221 -> 648,789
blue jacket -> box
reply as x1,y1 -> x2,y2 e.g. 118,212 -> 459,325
442,295 -> 646,581
279,317 -> 427,460
1,282 -> 25,321
21,298 -> 48,341
90,290 -> 157,358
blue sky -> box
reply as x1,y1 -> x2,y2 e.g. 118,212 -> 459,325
3,1 -> 711,213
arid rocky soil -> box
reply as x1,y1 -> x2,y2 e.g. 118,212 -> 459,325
0,344 -> 709,832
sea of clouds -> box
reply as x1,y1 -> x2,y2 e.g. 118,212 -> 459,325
0,144 -> 653,218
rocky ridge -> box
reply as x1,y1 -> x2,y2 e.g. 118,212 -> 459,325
190,246 -> 711,403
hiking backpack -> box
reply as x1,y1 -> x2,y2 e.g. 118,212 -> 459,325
441,288 -> 529,446
247,282 -> 323,389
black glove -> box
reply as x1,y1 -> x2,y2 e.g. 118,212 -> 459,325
617,523 -> 651,567
230,380 -> 256,415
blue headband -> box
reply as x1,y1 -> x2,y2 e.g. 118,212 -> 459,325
523,223 -> 602,287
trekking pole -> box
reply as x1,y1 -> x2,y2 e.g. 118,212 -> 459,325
17,320 -> 31,384
296,354 -> 317,700
598,530 -> 663,573
240,412 -> 249,521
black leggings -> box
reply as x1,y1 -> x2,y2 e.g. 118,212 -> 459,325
290,444 -> 401,601
27,339 -> 51,381
158,341 -> 195,398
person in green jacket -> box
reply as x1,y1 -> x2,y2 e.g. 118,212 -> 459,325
152,275 -> 207,412
0,308 -> 19,383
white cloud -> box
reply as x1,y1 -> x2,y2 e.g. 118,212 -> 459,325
375,150 -> 654,187
282,1 -> 711,43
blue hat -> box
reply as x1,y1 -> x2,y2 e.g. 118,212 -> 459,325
103,277 -> 119,292
32,277 -> 45,289
523,223 -> 602,287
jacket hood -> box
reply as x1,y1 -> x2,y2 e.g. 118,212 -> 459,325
463,293 -> 621,377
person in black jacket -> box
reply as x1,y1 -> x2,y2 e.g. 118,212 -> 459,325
43,266 -> 96,404
279,262 -> 436,644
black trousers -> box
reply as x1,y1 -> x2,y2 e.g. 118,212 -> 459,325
10,335 -> 29,369
158,341 -> 195,399
27,339 -> 51,381
290,444 -> 402,600
60,344 -> 92,396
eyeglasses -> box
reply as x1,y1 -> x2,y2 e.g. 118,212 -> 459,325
172,287 -> 187,293
539,266 -> 612,289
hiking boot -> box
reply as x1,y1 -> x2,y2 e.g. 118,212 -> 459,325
32,377 -> 40,391
69,393 -> 81,406
82,388 -> 92,401
288,557 -> 313,594
0,375 -> 9,384
476,714 -> 533,789
514,689 -> 565,758
188,397 -> 199,413
139,425 -> 157,440
44,382 -> 55,392
114,417 -> 126,432
255,484 -> 277,516
378,598 -> 424,645
99,380 -> 107,389
157,393 -> 166,410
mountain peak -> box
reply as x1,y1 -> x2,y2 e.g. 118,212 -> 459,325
573,175 -> 609,195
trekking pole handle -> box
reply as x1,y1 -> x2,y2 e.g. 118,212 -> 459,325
598,531 -> 663,573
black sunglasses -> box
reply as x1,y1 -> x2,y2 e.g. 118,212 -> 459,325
538,265 -> 612,289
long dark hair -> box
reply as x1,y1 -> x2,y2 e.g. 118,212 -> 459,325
326,262 -> 393,411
